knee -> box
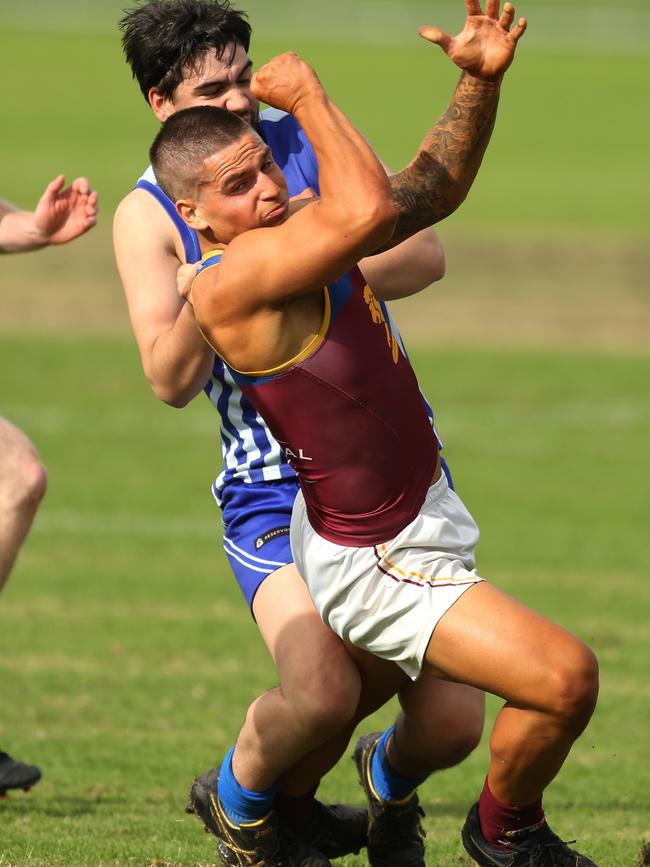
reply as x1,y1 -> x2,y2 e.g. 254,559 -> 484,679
1,447 -> 47,516
443,705 -> 485,766
546,642 -> 599,735
293,669 -> 361,740
18,452 -> 48,514
391,694 -> 484,775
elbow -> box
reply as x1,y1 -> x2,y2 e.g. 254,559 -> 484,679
377,195 -> 398,237
360,196 -> 398,250
163,393 -> 193,409
444,187 -> 470,221
431,245 -> 446,283
150,379 -> 195,408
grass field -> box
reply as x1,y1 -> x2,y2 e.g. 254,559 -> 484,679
1,338 -> 649,866
1,2 -> 649,865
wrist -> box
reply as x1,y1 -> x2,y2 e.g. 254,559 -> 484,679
292,89 -> 330,122
460,70 -> 503,90
1,210 -> 48,253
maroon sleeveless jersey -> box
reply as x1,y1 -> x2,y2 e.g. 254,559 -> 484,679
221,264 -> 438,547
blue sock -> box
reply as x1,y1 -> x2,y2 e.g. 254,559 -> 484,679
217,747 -> 282,825
370,727 -> 430,802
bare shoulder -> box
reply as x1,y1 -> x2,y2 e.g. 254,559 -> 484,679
114,186 -> 183,255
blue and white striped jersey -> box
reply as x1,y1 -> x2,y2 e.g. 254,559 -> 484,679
136,108 -> 439,502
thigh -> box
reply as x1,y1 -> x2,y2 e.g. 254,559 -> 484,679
424,581 -> 592,710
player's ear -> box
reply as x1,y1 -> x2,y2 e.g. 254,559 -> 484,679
177,199 -> 208,231
149,87 -> 173,122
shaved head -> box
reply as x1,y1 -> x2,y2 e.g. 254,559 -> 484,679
150,105 -> 251,201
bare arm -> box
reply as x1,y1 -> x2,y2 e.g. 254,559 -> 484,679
387,72 -> 501,246
0,176 -> 98,254
359,227 -> 445,301
288,175 -> 446,300
193,53 -> 396,323
113,189 -> 214,407
381,0 -> 527,249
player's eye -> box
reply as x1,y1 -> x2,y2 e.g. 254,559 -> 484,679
229,177 -> 252,194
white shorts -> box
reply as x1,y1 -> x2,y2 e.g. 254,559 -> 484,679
290,471 -> 483,679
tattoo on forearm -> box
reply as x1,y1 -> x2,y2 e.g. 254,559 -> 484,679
385,74 -> 501,247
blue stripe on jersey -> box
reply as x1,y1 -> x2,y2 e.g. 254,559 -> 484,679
259,109 -> 320,197
195,250 -> 290,485
135,158 -> 301,494
135,179 -> 202,263
197,251 -> 223,273
328,272 -> 354,320
134,107 -> 444,497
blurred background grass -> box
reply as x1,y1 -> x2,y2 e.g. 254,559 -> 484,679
1,0 -> 648,343
1,2 -> 649,865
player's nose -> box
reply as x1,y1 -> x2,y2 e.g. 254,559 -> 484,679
225,86 -> 252,116
257,172 -> 283,199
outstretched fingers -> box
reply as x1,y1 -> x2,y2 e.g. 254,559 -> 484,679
464,0 -> 483,16
418,24 -> 452,52
498,3 -> 527,39
485,0 -> 500,20
498,1 -> 515,29
510,16 -> 528,41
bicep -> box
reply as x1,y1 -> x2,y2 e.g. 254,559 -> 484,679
113,196 -> 185,363
217,204 -> 377,307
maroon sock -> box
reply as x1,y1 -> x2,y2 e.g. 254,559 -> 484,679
277,785 -> 319,827
478,777 -> 545,851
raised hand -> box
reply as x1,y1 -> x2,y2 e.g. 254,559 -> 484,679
251,52 -> 323,116
32,175 -> 99,245
419,0 -> 527,81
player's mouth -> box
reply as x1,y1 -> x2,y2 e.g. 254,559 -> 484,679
264,201 -> 288,224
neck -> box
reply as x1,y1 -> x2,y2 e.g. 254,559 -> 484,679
198,230 -> 225,255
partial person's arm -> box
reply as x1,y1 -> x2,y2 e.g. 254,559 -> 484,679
0,176 -> 98,253
193,1 -> 526,341
359,227 -> 445,301
382,0 -> 527,249
113,189 -> 214,408
193,53 -> 396,322
288,146 -> 446,300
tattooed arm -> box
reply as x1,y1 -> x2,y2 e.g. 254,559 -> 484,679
379,0 -> 527,249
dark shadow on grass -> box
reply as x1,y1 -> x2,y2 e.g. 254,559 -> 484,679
0,792 -> 125,818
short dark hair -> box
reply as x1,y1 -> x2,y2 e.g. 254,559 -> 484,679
150,105 -> 251,201
119,0 -> 251,102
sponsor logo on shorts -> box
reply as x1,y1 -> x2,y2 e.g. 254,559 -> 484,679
255,526 -> 290,549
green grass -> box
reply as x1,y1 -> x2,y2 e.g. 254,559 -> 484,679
1,336 -> 649,866
0,6 -> 649,865
0,23 -> 648,234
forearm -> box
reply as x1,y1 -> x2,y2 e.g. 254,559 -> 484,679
360,227 -> 445,301
0,202 -> 46,253
293,94 -> 395,242
387,72 -> 501,246
144,303 -> 214,407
